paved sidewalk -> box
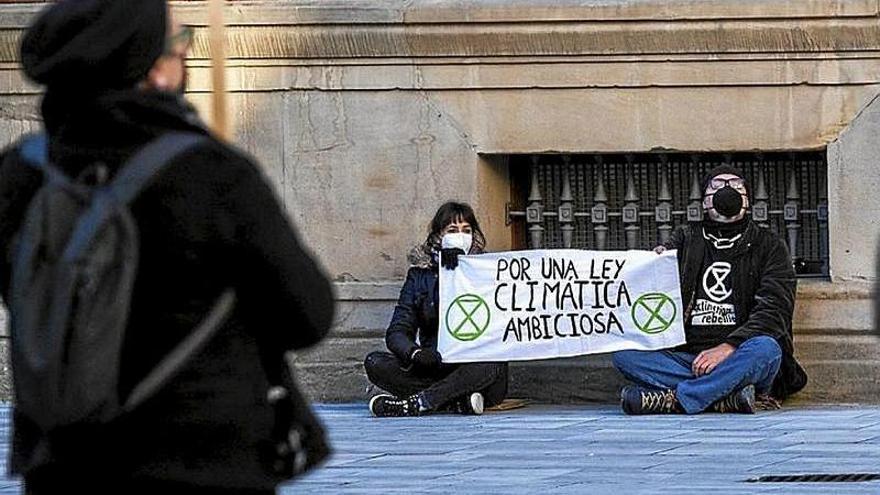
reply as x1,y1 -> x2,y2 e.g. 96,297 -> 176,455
292,404 -> 880,494
0,404 -> 879,494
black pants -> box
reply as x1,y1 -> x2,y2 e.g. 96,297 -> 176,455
364,351 -> 508,409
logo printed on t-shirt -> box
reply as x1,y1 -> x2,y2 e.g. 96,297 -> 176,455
702,261 -> 733,303
690,299 -> 736,326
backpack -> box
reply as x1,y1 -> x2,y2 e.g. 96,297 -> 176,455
9,132 -> 235,433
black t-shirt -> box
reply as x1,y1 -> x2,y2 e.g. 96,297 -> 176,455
681,224 -> 749,354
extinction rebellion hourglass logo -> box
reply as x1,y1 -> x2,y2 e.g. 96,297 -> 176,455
446,294 -> 491,342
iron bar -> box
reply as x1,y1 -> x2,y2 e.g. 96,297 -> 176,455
623,154 -> 640,249
656,155 -> 673,245
592,155 -> 608,250
784,155 -> 801,261
526,156 -> 544,249
559,156 -> 575,248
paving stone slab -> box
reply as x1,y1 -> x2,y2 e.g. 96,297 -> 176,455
776,431 -> 880,443
646,455 -> 803,472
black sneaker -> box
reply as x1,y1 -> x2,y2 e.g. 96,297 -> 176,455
711,385 -> 756,414
755,393 -> 782,411
620,386 -> 682,415
367,393 -> 392,415
441,392 -> 485,415
369,394 -> 421,417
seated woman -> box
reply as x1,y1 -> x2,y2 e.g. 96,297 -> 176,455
364,201 -> 508,417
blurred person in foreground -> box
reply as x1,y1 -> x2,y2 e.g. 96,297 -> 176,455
0,1 -> 334,493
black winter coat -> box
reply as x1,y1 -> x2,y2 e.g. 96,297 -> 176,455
386,264 -> 440,365
665,221 -> 807,399
0,89 -> 334,489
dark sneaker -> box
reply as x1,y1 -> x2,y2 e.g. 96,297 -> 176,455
711,385 -> 756,414
620,386 -> 682,415
755,393 -> 782,411
441,392 -> 485,415
368,393 -> 393,416
369,394 -> 421,417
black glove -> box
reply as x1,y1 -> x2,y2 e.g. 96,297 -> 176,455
411,348 -> 442,370
440,248 -> 465,270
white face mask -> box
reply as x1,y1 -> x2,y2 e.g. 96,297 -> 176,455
441,232 -> 473,254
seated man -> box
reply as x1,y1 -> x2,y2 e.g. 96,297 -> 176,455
612,165 -> 807,414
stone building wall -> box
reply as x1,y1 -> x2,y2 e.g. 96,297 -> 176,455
0,0 -> 877,402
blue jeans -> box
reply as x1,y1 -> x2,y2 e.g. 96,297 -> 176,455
611,336 -> 782,414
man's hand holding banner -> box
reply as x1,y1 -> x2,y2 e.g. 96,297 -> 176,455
438,249 -> 686,363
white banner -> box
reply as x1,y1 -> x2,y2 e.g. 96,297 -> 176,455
438,249 -> 686,363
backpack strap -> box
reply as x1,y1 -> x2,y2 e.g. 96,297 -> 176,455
108,131 -> 208,204
60,132 -> 208,264
123,288 -> 237,412
103,132 -> 230,412
19,133 -> 48,167
18,133 -> 84,192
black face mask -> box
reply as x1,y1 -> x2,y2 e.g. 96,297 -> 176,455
711,186 -> 744,217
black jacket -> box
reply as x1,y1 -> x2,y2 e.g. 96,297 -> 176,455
665,221 -> 807,399
0,89 -> 334,489
386,248 -> 441,365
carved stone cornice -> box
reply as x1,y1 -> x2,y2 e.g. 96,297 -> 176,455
0,0 -> 879,62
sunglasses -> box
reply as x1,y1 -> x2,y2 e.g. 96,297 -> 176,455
708,177 -> 746,190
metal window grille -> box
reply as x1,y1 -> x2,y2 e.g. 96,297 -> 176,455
748,473 -> 880,483
506,152 -> 829,278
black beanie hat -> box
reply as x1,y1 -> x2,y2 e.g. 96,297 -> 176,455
700,164 -> 752,201
20,0 -> 168,91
